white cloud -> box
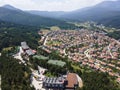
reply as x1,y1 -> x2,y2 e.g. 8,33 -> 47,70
0,0 -> 116,11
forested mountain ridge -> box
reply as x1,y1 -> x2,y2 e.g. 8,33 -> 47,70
26,0 -> 120,28
0,5 -> 73,28
60,0 -> 120,28
1,1 -> 120,29
27,11 -> 66,18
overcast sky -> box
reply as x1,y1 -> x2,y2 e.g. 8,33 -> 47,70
0,0 -> 117,11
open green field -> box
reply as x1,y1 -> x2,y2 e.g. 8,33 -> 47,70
3,47 -> 13,51
33,55 -> 49,60
47,60 -> 66,67
50,26 -> 61,31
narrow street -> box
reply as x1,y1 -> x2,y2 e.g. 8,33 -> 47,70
43,36 -> 48,46
108,44 -> 114,58
13,47 -> 26,64
84,48 -> 92,59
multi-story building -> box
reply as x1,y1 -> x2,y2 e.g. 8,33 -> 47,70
43,73 -> 79,90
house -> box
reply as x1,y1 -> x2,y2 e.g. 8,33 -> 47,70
65,73 -> 78,90
43,77 -> 66,90
25,49 -> 35,56
21,42 -> 29,50
43,73 -> 79,90
21,42 -> 35,56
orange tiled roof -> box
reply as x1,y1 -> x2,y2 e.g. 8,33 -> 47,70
66,73 -> 78,88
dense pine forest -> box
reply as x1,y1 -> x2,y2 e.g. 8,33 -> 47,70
0,55 -> 34,90
0,21 -> 40,51
0,21 -> 39,89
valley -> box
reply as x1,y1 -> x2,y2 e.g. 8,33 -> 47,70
0,0 -> 120,90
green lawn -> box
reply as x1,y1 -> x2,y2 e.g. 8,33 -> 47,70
47,60 -> 66,67
33,55 -> 49,60
50,26 -> 61,31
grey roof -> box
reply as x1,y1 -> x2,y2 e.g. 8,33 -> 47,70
47,60 -> 66,67
21,42 -> 27,45
21,42 -> 29,50
43,77 -> 65,89
26,49 -> 35,56
43,77 -> 64,84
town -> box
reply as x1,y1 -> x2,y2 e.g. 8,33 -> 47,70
7,29 -> 120,90
39,29 -> 120,84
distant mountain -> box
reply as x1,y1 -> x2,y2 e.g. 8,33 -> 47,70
28,11 -> 66,18
60,0 -> 120,28
27,0 -> 120,28
1,1 -> 120,29
0,5 -> 72,27
2,4 -> 21,11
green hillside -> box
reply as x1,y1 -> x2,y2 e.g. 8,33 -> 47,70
0,7 -> 74,28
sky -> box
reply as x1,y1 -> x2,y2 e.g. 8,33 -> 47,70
0,0 -> 117,11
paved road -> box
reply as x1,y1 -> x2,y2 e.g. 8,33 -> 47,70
31,68 -> 45,90
14,47 -> 25,64
43,36 -> 48,46
77,74 -> 83,88
107,44 -> 114,58
84,48 -> 92,59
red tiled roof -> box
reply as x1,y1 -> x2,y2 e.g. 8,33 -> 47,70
66,73 -> 78,88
